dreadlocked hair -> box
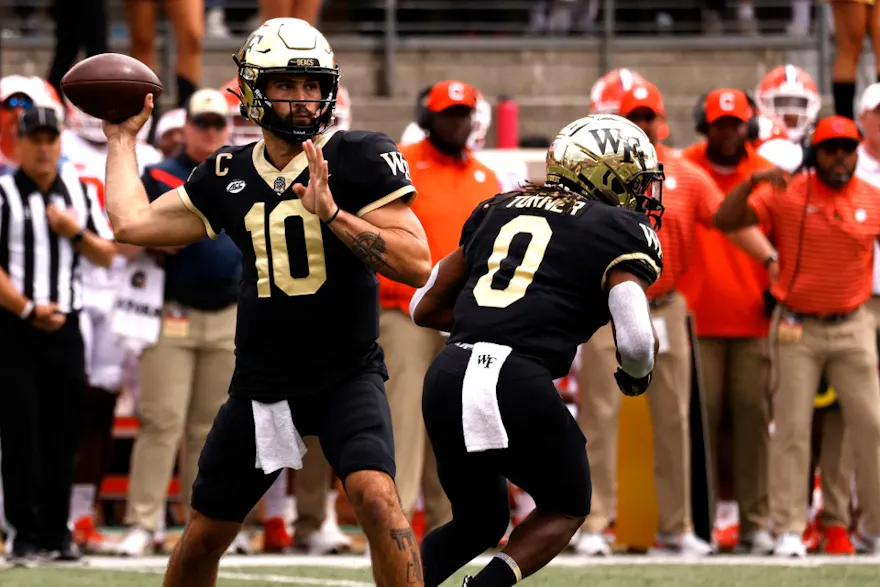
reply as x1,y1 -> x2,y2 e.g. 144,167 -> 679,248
518,181 -> 588,215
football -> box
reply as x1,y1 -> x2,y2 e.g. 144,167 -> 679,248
61,53 -> 163,123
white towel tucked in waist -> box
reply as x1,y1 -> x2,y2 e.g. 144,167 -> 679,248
461,342 -> 512,453
252,400 -> 308,474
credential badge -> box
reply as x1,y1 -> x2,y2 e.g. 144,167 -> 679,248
273,177 -> 286,194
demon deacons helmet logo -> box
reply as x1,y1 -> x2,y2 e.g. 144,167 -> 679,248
230,18 -> 340,143
545,114 -> 665,229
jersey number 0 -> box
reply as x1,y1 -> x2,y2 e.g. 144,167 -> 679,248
473,215 -> 552,308
244,200 -> 327,297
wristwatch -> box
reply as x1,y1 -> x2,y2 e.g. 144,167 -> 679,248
763,251 -> 779,268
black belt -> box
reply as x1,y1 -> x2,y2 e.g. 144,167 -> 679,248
649,290 -> 676,310
792,309 -> 857,324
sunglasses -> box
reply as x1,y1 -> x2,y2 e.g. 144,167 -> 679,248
2,96 -> 34,110
627,111 -> 658,123
817,139 -> 858,155
191,117 -> 227,130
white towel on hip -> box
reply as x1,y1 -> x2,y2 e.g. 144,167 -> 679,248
461,342 -> 513,453
252,400 -> 308,474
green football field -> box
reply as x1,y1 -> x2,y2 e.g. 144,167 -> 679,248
2,555 -> 880,587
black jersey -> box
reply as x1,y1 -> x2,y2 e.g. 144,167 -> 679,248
448,192 -> 663,379
178,130 -> 416,399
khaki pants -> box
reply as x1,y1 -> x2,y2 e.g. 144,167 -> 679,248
768,305 -> 880,535
379,309 -> 452,532
818,408 -> 852,528
578,293 -> 694,535
294,436 -> 332,539
124,303 -> 236,531
813,297 -> 880,528
698,335 -> 770,535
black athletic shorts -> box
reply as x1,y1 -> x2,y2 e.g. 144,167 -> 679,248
192,372 -> 394,523
422,344 -> 591,518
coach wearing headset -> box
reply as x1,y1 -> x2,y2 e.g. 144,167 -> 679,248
715,115 -> 880,557
679,88 -> 777,553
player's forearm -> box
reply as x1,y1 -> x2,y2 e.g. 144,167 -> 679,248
326,209 -> 432,288
714,177 -> 758,231
723,226 -> 775,264
76,231 -> 116,268
0,266 -> 28,316
411,264 -> 453,330
116,242 -> 144,260
105,135 -> 151,242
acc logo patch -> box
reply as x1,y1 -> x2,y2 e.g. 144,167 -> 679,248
273,177 -> 286,194
226,179 -> 247,193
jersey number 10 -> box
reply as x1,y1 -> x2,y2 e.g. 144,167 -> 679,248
244,200 -> 327,297
473,215 -> 552,308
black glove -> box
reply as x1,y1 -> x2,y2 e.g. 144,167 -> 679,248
614,368 -> 653,397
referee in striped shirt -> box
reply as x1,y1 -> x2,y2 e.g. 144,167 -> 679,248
0,106 -> 115,565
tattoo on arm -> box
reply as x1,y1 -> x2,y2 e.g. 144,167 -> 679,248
390,528 -> 423,584
346,231 -> 395,272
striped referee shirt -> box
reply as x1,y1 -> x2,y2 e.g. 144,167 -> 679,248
0,164 -> 113,314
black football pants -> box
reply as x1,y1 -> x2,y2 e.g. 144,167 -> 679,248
0,311 -> 86,552
47,0 -> 108,97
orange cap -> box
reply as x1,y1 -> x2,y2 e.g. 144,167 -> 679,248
426,80 -> 478,112
812,115 -> 861,146
704,88 -> 754,124
619,82 -> 669,141
619,82 -> 665,118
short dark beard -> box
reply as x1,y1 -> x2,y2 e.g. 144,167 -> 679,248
816,166 -> 853,190
427,132 -> 466,157
705,143 -> 746,167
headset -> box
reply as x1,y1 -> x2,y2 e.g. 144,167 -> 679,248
692,90 -> 761,141
415,84 -> 434,130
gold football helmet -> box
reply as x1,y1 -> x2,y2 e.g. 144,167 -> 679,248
232,18 -> 340,143
545,114 -> 665,228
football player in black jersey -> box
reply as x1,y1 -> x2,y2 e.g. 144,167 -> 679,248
410,114 -> 665,587
102,18 -> 431,587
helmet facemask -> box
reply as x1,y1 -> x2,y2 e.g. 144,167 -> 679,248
232,50 -> 339,145
545,130 -> 665,229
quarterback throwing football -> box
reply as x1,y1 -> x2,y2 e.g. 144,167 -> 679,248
103,18 -> 431,587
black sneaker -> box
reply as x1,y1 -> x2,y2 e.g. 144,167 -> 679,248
44,543 -> 85,565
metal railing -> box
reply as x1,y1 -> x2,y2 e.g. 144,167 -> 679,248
0,0 -> 831,97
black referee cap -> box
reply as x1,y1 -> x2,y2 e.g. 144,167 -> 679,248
18,106 -> 61,137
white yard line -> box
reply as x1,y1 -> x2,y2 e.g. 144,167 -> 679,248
77,553 -> 880,572
122,567 -> 373,586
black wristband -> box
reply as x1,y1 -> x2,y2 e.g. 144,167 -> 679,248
71,229 -> 85,244
324,206 -> 340,225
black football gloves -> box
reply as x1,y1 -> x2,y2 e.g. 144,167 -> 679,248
614,368 -> 652,397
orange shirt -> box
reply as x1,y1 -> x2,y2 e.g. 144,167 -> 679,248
750,172 -> 880,314
679,141 -> 774,337
648,144 -> 724,298
378,139 -> 501,313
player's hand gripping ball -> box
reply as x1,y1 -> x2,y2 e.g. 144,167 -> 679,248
62,53 -> 162,124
